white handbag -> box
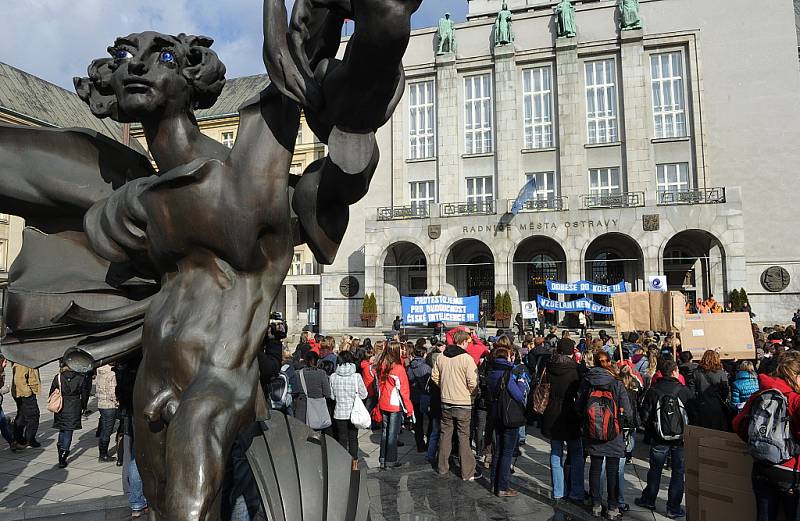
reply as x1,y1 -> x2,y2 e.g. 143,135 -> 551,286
350,393 -> 371,430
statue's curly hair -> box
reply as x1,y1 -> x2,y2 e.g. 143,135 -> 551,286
74,32 -> 226,122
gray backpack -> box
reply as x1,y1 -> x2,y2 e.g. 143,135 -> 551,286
747,389 -> 800,464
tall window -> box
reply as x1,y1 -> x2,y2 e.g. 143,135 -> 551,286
589,168 -> 622,196
296,126 -> 303,144
291,252 -> 302,276
409,81 -> 435,159
651,52 -> 687,138
0,240 -> 6,272
466,176 -> 494,203
221,131 -> 235,148
522,66 -> 554,149
410,181 -> 435,211
657,163 -> 690,193
585,59 -> 618,144
525,171 -> 557,200
464,74 -> 493,154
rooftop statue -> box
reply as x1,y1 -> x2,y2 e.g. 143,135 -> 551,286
0,0 -> 420,518
495,1 -> 514,46
554,0 -> 577,38
437,12 -> 456,55
619,0 -> 642,30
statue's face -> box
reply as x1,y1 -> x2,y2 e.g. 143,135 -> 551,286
108,32 -> 191,119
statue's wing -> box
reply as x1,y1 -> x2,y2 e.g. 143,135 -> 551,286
0,125 -> 158,369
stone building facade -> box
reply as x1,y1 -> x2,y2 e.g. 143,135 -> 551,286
317,0 -> 800,330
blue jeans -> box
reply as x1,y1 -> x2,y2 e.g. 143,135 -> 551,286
426,417 -> 441,462
641,444 -> 685,513
550,439 -> 585,500
0,409 -> 13,444
380,411 -> 403,464
491,426 -> 518,493
98,408 -> 117,447
752,463 -> 800,521
58,430 -> 73,451
413,394 -> 430,451
122,434 -> 148,512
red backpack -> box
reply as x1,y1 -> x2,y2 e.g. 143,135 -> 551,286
585,384 -> 621,442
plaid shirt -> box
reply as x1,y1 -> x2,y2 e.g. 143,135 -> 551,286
329,364 -> 368,420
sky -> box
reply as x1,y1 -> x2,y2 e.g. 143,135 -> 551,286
0,0 -> 467,91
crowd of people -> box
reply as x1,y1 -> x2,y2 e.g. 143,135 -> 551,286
2,311 -> 800,520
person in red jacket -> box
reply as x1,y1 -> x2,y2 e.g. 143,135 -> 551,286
376,341 -> 414,469
733,350 -> 800,521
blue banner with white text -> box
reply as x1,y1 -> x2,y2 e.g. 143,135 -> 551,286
546,280 -> 627,295
401,295 -> 480,324
537,295 -> 614,315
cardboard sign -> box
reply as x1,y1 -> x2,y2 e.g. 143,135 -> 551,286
521,300 -> 538,319
611,291 -> 686,332
680,312 -> 755,360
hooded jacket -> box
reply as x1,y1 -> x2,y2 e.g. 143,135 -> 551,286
486,358 -> 526,423
50,370 -> 89,431
407,357 -> 432,401
731,370 -> 759,409
329,362 -> 368,420
734,373 -> 800,471
577,366 -> 631,458
541,354 -> 583,441
431,344 -> 478,407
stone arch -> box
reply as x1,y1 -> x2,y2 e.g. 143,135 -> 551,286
660,229 -> 727,304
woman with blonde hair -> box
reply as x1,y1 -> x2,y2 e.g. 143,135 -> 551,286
734,351 -> 800,521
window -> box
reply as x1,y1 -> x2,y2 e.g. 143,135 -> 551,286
466,176 -> 494,203
525,171 -> 557,200
409,81 -> 435,159
464,74 -> 493,154
0,240 -> 6,272
410,181 -> 435,211
651,52 -> 687,138
522,66 -> 554,149
585,59 -> 618,144
221,131 -> 235,148
291,252 -> 302,276
297,126 -> 303,144
589,167 -> 622,196
0,213 -> 8,223
657,163 -> 690,193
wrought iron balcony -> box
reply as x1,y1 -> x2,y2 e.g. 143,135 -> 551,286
440,200 -> 496,217
581,192 -> 645,209
509,196 -> 568,213
376,205 -> 429,221
657,187 -> 726,205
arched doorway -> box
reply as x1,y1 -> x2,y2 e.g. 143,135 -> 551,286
584,233 -> 644,307
383,242 -> 427,321
446,239 -> 495,316
512,237 -> 567,325
662,230 -> 726,303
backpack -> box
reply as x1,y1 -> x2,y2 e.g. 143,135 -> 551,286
653,389 -> 688,441
585,384 -> 621,442
269,364 -> 293,411
747,389 -> 800,465
497,370 -> 526,429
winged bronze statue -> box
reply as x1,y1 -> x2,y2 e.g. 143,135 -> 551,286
0,0 -> 420,518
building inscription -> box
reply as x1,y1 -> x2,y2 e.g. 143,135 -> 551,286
462,219 -> 619,234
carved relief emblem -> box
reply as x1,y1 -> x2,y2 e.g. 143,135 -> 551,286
339,276 -> 360,298
428,224 -> 441,240
642,214 -> 660,232
761,266 -> 790,293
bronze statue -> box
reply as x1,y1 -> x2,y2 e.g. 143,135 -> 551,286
436,13 -> 456,55
618,0 -> 642,30
0,0 -> 420,519
554,0 -> 577,38
494,2 -> 514,46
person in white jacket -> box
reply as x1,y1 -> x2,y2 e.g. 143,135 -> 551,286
329,351 -> 368,470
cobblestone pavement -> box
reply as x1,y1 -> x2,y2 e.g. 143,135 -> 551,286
0,364 -> 675,520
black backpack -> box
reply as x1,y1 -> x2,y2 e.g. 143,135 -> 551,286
652,388 -> 689,441
497,369 -> 526,428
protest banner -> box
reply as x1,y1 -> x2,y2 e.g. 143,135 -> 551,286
679,312 -> 755,360
401,295 -> 480,324
546,280 -> 626,295
537,295 -> 613,315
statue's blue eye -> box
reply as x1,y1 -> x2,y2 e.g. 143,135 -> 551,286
114,49 -> 133,60
160,51 -> 175,63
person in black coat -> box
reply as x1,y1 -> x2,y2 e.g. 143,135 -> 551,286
541,341 -> 586,502
50,363 -> 89,468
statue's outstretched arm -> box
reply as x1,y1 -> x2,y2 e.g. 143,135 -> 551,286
0,124 -> 155,227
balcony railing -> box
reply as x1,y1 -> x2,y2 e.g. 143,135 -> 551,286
657,187 -> 726,205
288,261 -> 321,277
376,205 -> 429,221
440,200 -> 496,217
581,192 -> 645,209
509,196 -> 568,213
